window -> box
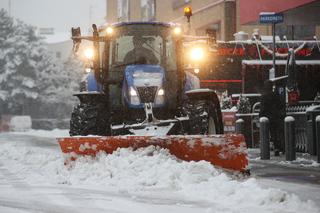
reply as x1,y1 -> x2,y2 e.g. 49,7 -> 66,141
276,25 -> 315,40
172,0 -> 191,10
117,0 -> 129,21
141,0 -> 156,21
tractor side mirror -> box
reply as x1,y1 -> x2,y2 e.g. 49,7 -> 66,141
72,27 -> 81,37
71,27 -> 81,53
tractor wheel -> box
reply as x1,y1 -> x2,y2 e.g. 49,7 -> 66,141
184,100 -> 222,135
69,101 -> 109,136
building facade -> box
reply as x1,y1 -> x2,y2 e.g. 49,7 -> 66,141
106,0 -> 236,41
238,0 -> 320,40
106,0 -> 320,41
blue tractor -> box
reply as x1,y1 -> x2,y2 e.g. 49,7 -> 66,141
69,22 -> 223,136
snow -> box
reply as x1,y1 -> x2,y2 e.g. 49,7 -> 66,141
236,118 -> 244,123
9,116 -> 32,132
12,129 -> 69,138
306,105 -> 320,112
0,90 -> 8,101
285,116 -> 295,122
242,60 -> 320,66
0,130 -> 319,212
269,75 -> 288,82
316,115 -> 320,122
185,88 -> 214,93
232,93 -> 261,98
222,106 -> 238,112
259,12 -> 276,15
132,71 -> 163,87
279,157 -> 320,168
260,117 -> 269,123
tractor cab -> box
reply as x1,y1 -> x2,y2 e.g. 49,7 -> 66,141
104,23 -> 182,109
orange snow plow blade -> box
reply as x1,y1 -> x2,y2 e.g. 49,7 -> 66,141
58,134 -> 248,172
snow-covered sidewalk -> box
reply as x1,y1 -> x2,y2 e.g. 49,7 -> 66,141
0,130 -> 319,213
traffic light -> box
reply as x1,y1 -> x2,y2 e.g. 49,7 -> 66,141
184,6 -> 192,23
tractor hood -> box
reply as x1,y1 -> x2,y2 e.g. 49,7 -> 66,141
123,65 -> 166,108
125,65 -> 165,87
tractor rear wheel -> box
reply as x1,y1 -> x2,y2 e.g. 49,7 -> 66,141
69,101 -> 109,136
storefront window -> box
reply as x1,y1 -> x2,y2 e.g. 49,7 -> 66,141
276,25 -> 315,40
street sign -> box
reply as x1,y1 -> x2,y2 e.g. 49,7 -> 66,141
259,12 -> 284,24
259,12 -> 284,79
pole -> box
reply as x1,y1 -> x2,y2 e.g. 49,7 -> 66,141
8,0 -> 11,16
285,116 -> 296,161
260,117 -> 270,160
235,119 -> 244,134
272,23 -> 276,77
241,64 -> 246,93
187,21 -> 191,35
316,115 -> 320,163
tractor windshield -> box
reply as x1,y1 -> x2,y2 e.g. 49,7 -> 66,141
108,24 -> 177,71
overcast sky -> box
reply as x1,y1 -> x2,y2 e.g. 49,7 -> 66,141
0,0 -> 106,33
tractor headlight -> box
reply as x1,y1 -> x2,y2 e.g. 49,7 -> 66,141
130,87 -> 138,96
155,88 -> 165,105
157,88 -> 165,96
129,87 -> 140,105
190,47 -> 204,61
84,48 -> 94,60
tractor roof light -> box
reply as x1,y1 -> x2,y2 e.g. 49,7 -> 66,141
184,6 -> 192,22
190,47 -> 205,61
84,48 -> 94,60
85,67 -> 92,73
106,27 -> 113,35
184,6 -> 192,16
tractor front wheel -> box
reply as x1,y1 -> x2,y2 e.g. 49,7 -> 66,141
69,101 -> 109,136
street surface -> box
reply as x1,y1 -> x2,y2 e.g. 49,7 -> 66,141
0,131 -> 319,213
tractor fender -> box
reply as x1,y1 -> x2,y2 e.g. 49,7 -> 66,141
73,91 -> 106,104
75,71 -> 105,104
185,89 -> 223,133
79,71 -> 103,93
185,89 -> 217,101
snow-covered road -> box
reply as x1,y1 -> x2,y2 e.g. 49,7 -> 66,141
0,130 -> 319,213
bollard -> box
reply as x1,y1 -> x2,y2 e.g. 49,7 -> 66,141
259,117 -> 270,160
235,119 -> 244,134
316,115 -> 320,163
285,116 -> 296,161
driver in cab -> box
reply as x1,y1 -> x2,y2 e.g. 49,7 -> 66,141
124,35 -> 159,65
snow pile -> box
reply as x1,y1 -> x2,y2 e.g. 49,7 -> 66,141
9,116 -> 32,132
279,157 -> 320,168
0,140 -> 318,213
12,128 -> 69,138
